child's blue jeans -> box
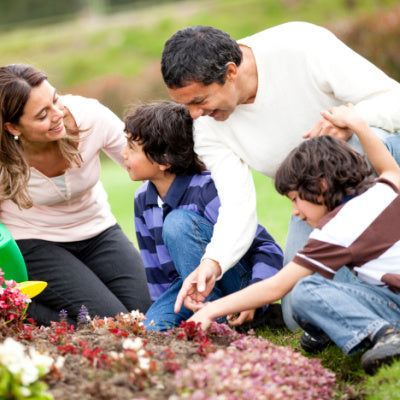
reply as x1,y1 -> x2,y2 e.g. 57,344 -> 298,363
144,209 -> 252,331
290,267 -> 400,354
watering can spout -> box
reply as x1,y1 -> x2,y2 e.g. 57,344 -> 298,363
19,281 -> 48,298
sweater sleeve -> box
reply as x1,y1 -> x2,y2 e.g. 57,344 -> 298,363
307,24 -> 400,132
193,120 -> 258,276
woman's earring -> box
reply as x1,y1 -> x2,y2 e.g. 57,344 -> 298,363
14,136 -> 19,141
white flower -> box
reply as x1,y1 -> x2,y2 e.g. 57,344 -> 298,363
20,387 -> 31,397
55,356 -> 65,370
138,349 -> 146,357
123,337 -> 144,351
138,356 -> 150,371
108,351 -> 121,359
29,347 -> 54,372
20,363 -> 39,386
130,310 -> 142,318
0,338 -> 55,386
0,338 -> 25,373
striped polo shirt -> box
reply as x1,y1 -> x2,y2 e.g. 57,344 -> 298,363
293,178 -> 400,292
134,172 -> 283,302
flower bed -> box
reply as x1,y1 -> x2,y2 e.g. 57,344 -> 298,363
0,270 -> 337,399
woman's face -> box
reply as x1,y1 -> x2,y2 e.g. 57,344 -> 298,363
7,80 -> 66,143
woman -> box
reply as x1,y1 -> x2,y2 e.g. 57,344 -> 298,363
0,64 -> 151,326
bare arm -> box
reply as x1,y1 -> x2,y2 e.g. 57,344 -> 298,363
188,261 -> 312,330
321,104 -> 400,188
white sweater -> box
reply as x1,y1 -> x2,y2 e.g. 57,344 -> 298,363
194,21 -> 400,275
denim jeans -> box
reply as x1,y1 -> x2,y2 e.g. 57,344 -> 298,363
17,224 -> 151,326
290,267 -> 400,354
281,128 -> 400,331
145,209 -> 252,331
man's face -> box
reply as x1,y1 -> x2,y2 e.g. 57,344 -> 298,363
167,81 -> 238,122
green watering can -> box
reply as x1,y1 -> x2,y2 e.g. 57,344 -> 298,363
0,222 -> 47,298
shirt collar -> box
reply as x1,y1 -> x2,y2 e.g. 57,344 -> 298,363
145,175 -> 194,208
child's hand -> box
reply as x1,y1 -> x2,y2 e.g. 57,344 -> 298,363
188,304 -> 215,330
227,309 -> 255,327
320,103 -> 364,132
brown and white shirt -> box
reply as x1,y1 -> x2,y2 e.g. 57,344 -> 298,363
293,178 -> 400,293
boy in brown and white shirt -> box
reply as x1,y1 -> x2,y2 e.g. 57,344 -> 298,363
187,104 -> 400,375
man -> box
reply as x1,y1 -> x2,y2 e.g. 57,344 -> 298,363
161,22 -> 400,330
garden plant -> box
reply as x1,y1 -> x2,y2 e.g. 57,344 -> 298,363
1,268 -> 339,399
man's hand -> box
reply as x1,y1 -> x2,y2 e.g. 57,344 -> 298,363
174,258 -> 221,313
226,309 -> 256,327
303,116 -> 353,141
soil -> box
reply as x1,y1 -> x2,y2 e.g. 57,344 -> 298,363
9,322 -> 235,400
1,311 -> 362,400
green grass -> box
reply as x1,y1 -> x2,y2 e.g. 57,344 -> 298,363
365,360 -> 400,400
100,159 -> 141,245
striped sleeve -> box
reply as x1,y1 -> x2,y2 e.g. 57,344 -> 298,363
134,184 -> 176,301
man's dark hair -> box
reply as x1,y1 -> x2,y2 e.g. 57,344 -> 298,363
161,25 -> 242,88
124,101 -> 206,176
275,136 -> 375,211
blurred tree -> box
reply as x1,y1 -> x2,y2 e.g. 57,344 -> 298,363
0,0 -> 81,27
0,0 -> 181,30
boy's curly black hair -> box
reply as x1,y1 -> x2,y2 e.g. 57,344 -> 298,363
124,101 -> 206,176
274,136 -> 375,211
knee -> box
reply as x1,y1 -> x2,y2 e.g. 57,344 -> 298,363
291,274 -> 324,313
383,135 -> 400,161
162,209 -> 196,245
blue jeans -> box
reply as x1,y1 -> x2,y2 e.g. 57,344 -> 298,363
17,224 -> 151,326
281,128 -> 400,331
291,267 -> 400,354
145,209 -> 252,331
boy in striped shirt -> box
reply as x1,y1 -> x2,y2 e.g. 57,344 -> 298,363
188,104 -> 400,374
121,101 -> 283,331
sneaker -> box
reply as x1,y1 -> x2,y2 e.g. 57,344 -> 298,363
361,327 -> 400,374
300,331 -> 331,354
